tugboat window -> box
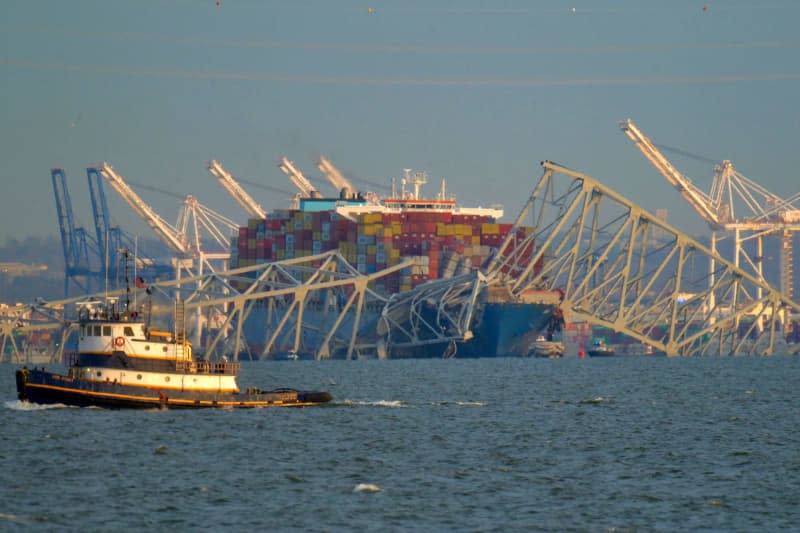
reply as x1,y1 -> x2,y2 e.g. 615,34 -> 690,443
124,327 -> 134,336
103,326 -> 111,336
165,376 -> 170,382
137,374 -> 142,380
96,371 -> 102,377
93,326 -> 101,336
145,345 -> 150,351
163,346 -> 168,352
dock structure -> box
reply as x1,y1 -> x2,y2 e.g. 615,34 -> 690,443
8,160 -> 800,360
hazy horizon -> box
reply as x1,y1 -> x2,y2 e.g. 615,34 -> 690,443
2,1 -> 799,245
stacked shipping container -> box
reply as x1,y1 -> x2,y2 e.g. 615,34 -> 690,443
230,208 -> 534,294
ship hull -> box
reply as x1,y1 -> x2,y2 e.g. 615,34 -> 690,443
15,368 -> 331,409
587,349 -> 616,357
388,301 -> 557,358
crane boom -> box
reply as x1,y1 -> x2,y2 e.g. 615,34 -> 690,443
207,160 -> 267,219
620,119 -> 721,227
317,156 -> 355,198
278,157 -> 321,198
99,162 -> 189,255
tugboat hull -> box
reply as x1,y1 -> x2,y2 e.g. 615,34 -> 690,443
16,368 -> 332,409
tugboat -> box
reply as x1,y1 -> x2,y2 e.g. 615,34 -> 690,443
587,338 -> 615,357
15,290 -> 332,409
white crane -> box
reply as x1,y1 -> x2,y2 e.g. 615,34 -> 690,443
620,119 -> 800,302
100,161 -> 240,349
100,162 -> 189,255
620,119 -> 720,226
207,160 -> 267,220
277,157 -> 321,199
99,162 -> 238,259
317,156 -> 356,198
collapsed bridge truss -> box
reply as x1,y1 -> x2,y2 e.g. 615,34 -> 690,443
5,160 -> 800,362
489,161 -> 800,356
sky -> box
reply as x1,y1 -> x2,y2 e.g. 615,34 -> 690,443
1,0 -> 799,248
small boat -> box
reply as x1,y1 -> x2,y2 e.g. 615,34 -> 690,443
528,335 -> 565,358
587,338 -> 615,357
15,295 -> 332,409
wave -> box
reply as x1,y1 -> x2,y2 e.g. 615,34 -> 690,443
435,400 -> 486,407
335,399 -> 408,408
548,396 -> 614,405
4,400 -> 70,411
334,399 -> 486,408
578,396 -> 613,405
353,483 -> 382,493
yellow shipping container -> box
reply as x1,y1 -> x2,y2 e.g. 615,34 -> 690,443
383,227 -> 393,238
481,223 -> 499,235
390,248 -> 401,260
392,223 -> 402,234
303,221 -> 312,230
248,218 -> 260,230
247,238 -> 256,249
363,213 -> 382,224
367,245 -> 377,255
313,231 -> 321,241
472,236 -> 481,245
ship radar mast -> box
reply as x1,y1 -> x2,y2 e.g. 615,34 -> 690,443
402,168 -> 428,200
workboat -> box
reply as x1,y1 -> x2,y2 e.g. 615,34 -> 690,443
587,338 -> 615,357
528,335 -> 565,358
14,296 -> 332,409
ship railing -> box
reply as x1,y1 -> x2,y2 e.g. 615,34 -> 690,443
175,360 -> 239,375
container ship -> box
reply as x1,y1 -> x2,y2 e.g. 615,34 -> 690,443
228,166 -> 559,358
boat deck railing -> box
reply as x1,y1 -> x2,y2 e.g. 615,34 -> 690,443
68,353 -> 239,375
177,360 -> 240,375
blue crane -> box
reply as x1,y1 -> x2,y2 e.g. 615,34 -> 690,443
86,167 -> 173,288
87,166 -> 122,283
51,168 -> 98,296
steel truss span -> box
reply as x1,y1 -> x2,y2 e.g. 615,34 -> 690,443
2,251 -> 421,363
491,161 -> 800,356
7,160 -> 800,362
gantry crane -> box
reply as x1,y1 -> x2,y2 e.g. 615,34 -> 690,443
51,168 -> 98,296
87,167 -> 172,286
98,159 -> 241,298
99,161 -> 241,348
620,118 -> 800,303
207,160 -> 267,220
277,157 -> 322,199
317,156 -> 357,199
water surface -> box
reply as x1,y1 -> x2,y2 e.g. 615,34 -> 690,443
2,357 -> 799,531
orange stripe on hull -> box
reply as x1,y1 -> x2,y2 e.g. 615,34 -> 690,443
23,383 -> 319,408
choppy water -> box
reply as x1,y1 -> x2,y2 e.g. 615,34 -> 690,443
2,356 -> 800,531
